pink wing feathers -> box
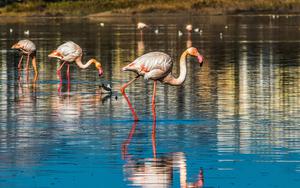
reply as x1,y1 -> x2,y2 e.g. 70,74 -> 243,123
56,41 -> 83,62
122,52 -> 173,79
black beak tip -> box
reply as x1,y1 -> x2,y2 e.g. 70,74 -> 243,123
200,62 -> 203,67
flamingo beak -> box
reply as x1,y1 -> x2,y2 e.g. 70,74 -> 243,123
197,54 -> 204,67
98,67 -> 103,77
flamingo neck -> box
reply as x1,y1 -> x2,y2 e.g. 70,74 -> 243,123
75,58 -> 94,69
163,50 -> 188,86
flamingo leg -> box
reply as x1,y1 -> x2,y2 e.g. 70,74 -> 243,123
25,54 -> 30,71
152,119 -> 157,159
57,61 -> 67,75
18,55 -> 24,69
57,61 -> 66,93
120,76 -> 140,121
152,81 -> 157,121
121,121 -> 138,160
31,55 -> 38,79
67,63 -> 70,93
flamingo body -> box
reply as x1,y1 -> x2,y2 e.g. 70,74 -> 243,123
186,24 -> 193,32
137,22 -> 147,29
122,52 -> 172,80
12,39 -> 36,55
52,41 -> 83,62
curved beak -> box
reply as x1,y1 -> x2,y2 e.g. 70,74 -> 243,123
197,54 -> 204,67
11,43 -> 18,49
98,67 -> 103,77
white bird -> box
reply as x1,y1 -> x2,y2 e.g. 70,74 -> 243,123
24,30 -> 29,36
178,30 -> 183,37
225,25 -> 228,29
100,22 -> 105,27
137,22 -> 147,30
186,24 -> 193,32
9,28 -> 13,33
154,28 -> 159,34
194,28 -> 200,32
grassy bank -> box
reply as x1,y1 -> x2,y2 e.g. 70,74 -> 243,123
1,0 -> 300,16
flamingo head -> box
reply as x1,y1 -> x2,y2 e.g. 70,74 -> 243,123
48,50 -> 63,60
92,59 -> 103,77
11,42 -> 21,50
187,47 -> 204,67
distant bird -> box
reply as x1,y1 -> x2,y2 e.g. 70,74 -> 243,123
224,25 -> 228,29
154,28 -> 159,34
178,30 -> 183,37
194,28 -> 200,32
9,28 -> 13,33
121,47 -> 204,121
186,24 -> 193,32
24,30 -> 30,36
48,41 -> 107,91
100,22 -> 105,27
11,39 -> 38,75
137,22 -> 147,30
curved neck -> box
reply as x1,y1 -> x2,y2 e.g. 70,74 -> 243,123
163,50 -> 188,86
75,58 -> 95,69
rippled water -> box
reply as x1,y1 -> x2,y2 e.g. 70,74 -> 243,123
0,15 -> 299,187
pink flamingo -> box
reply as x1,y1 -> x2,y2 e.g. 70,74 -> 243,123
11,39 -> 38,75
121,47 -> 204,121
48,41 -> 103,92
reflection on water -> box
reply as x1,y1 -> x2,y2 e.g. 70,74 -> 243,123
0,15 -> 299,187
122,121 -> 204,188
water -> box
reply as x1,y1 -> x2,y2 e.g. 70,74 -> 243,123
0,15 -> 299,187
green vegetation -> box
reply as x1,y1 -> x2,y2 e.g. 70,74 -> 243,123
1,0 -> 300,16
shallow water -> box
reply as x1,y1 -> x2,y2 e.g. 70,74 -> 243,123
0,15 -> 299,187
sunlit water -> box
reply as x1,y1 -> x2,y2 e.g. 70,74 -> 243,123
0,15 -> 299,187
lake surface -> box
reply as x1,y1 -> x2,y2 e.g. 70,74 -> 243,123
0,15 -> 299,187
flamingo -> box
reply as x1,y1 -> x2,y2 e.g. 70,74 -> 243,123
137,22 -> 147,30
121,47 -> 204,121
11,39 -> 38,75
186,24 -> 193,32
48,41 -> 104,92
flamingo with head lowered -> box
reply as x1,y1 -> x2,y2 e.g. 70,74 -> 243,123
48,41 -> 104,92
11,39 -> 38,75
121,47 -> 204,121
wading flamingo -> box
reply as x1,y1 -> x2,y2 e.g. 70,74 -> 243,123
48,41 -> 104,92
186,24 -> 193,32
137,22 -> 147,30
121,47 -> 204,121
11,39 -> 38,75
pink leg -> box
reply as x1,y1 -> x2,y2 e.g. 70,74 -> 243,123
152,81 -> 157,121
120,76 -> 140,121
121,121 -> 138,160
25,54 -> 30,71
57,61 -> 67,75
18,55 -> 24,69
57,61 -> 66,93
67,63 -> 70,93
152,120 -> 157,158
151,81 -> 157,158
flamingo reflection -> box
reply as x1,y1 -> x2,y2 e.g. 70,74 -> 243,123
122,121 -> 204,188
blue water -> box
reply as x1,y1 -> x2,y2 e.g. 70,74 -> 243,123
0,15 -> 299,187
